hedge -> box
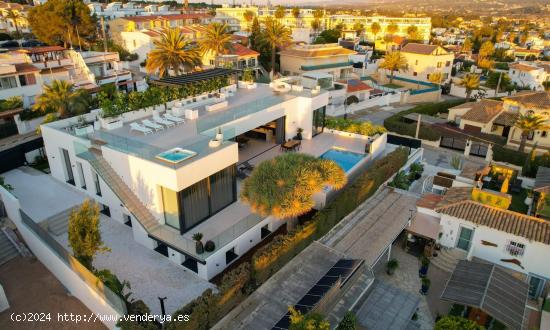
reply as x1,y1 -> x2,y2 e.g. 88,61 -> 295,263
383,100 -> 466,141
492,145 -> 527,167
251,147 -> 409,285
325,117 -> 386,136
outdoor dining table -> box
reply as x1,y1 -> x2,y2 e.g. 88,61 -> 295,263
281,140 -> 301,151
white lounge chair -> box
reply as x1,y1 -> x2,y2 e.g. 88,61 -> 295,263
153,115 -> 175,128
163,113 -> 185,124
142,119 -> 163,131
130,122 -> 153,135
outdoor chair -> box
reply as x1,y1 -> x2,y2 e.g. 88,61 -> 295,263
153,115 -> 175,128
130,123 -> 153,135
241,161 -> 254,171
142,119 -> 163,132
163,113 -> 185,124
510,178 -> 523,194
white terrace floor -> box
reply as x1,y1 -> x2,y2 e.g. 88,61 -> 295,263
4,167 -> 212,315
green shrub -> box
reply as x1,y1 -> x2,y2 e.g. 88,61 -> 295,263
336,311 -> 357,330
325,117 -> 386,136
252,148 -> 409,284
492,145 -> 527,167
0,96 -> 23,112
434,316 -> 485,330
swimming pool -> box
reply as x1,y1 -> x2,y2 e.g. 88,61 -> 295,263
319,148 -> 365,172
156,148 -> 197,164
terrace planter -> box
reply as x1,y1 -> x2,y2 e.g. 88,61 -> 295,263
99,116 -> 123,130
195,241 -> 204,254
74,124 -> 94,136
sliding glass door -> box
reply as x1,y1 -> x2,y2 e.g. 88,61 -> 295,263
312,106 -> 326,137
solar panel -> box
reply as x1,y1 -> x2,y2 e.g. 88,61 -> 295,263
271,258 -> 364,330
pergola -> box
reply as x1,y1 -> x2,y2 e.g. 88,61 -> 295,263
441,260 -> 529,329
150,68 -> 239,88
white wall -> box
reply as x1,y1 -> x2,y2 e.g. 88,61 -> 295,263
14,114 -> 45,135
0,186 -> 122,329
439,214 -> 550,280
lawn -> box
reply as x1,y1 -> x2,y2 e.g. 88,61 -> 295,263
509,188 -> 528,214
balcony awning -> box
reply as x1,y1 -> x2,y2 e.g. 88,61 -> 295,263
406,212 -> 440,240
441,260 -> 528,330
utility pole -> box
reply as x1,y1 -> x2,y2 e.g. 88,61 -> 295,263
158,297 -> 167,318
495,71 -> 503,97
415,114 -> 421,139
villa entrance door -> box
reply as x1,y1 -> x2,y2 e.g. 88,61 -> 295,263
456,226 -> 473,252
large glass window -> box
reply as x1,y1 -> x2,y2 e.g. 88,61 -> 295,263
181,178 -> 210,229
161,186 -> 180,230
210,165 -> 236,214
0,76 -> 17,90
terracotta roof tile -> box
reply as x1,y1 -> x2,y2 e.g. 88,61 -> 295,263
436,200 -> 550,245
493,111 -> 518,126
227,43 -> 258,57
338,79 -> 373,93
14,63 -> 39,74
458,99 -> 504,123
401,43 -> 447,55
504,91 -> 550,109
509,63 -> 538,72
417,194 -> 443,210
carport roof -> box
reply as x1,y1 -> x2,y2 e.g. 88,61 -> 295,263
441,260 -> 528,330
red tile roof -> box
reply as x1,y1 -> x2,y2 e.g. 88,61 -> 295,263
417,194 -> 444,210
401,43 -> 440,55
23,46 -> 66,54
339,79 -> 373,93
228,43 -> 259,57
14,63 -> 39,74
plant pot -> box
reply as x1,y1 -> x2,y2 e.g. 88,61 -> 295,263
420,284 -> 429,295
419,265 -> 428,277
386,268 -> 395,275
195,241 -> 204,254
524,196 -> 533,206
415,173 -> 422,180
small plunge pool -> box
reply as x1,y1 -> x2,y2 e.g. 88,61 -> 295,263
156,148 -> 197,164
319,148 -> 365,172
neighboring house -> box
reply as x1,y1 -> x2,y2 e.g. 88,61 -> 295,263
88,2 -> 179,20
513,48 -> 542,60
207,43 -> 260,72
40,72 -> 363,280
279,43 -> 356,80
508,62 -> 550,91
504,91 -> 550,150
447,99 -> 516,138
0,1 -> 31,34
413,185 -> 550,301
0,46 -> 134,107
109,13 -> 212,45
398,43 -> 454,84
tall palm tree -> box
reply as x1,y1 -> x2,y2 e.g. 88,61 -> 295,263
353,22 -> 365,38
291,7 -> 301,27
515,114 -> 548,152
259,16 -> 292,79
274,6 -> 286,21
146,27 -> 201,77
379,51 -> 408,83
5,9 -> 22,37
386,23 -> 399,36
199,22 -> 232,59
243,10 -> 255,31
461,73 -> 480,99
407,25 -> 420,41
370,22 -> 381,43
33,80 -> 89,119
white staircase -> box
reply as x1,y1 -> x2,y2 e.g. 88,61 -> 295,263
42,208 -> 77,236
0,229 -> 19,265
431,248 -> 467,273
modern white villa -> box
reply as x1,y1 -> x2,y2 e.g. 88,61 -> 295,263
40,69 -> 384,280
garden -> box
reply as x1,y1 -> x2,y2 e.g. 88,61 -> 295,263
388,162 -> 424,191
325,117 -> 387,136
477,164 -> 529,214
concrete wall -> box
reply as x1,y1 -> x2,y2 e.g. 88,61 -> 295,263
14,114 -> 45,135
439,213 -> 550,284
0,186 -> 123,329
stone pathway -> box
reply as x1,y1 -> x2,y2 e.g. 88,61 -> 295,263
375,244 -> 452,330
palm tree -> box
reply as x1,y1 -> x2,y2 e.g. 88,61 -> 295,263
291,7 -> 301,27
243,10 -> 255,31
460,73 -> 480,99
428,72 -> 443,85
259,16 -> 292,79
274,6 -> 286,21
515,114 -> 548,152
370,22 -> 381,43
199,22 -> 232,58
33,80 -> 89,119
240,153 -> 346,225
379,51 -> 408,83
386,23 -> 399,36
5,9 -> 22,38
353,22 -> 365,38
146,27 -> 201,77
407,25 -> 420,41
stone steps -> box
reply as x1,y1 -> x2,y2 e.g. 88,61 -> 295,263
0,230 -> 19,265
45,208 -> 75,236
431,248 -> 467,273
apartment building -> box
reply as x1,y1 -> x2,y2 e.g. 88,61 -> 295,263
40,70 -> 378,280
398,43 -> 454,84
109,13 -> 212,45
279,43 -> 356,80
508,62 -> 550,91
0,46 -> 133,107
88,1 -> 179,20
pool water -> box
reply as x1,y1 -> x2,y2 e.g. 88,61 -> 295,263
319,148 -> 365,172
156,148 -> 197,163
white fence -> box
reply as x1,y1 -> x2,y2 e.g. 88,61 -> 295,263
0,186 -> 125,329
449,83 -> 512,99
327,93 -> 402,116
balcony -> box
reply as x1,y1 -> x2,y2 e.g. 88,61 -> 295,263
301,61 -> 353,71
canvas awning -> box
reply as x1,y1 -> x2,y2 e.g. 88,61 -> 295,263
406,212 -> 441,240
441,260 -> 528,330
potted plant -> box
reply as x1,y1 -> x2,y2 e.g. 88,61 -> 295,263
420,278 -> 431,295
386,258 -> 399,275
296,128 -> 304,140
525,190 -> 533,206
192,233 -> 204,254
204,240 -> 215,252
419,256 -> 430,277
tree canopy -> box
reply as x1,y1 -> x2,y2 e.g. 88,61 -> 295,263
434,316 -> 485,330
28,0 -> 96,47
146,27 -> 201,77
240,153 -> 346,219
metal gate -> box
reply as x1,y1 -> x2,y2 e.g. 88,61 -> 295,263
440,137 -> 466,151
470,142 -> 488,157
387,134 -> 421,149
